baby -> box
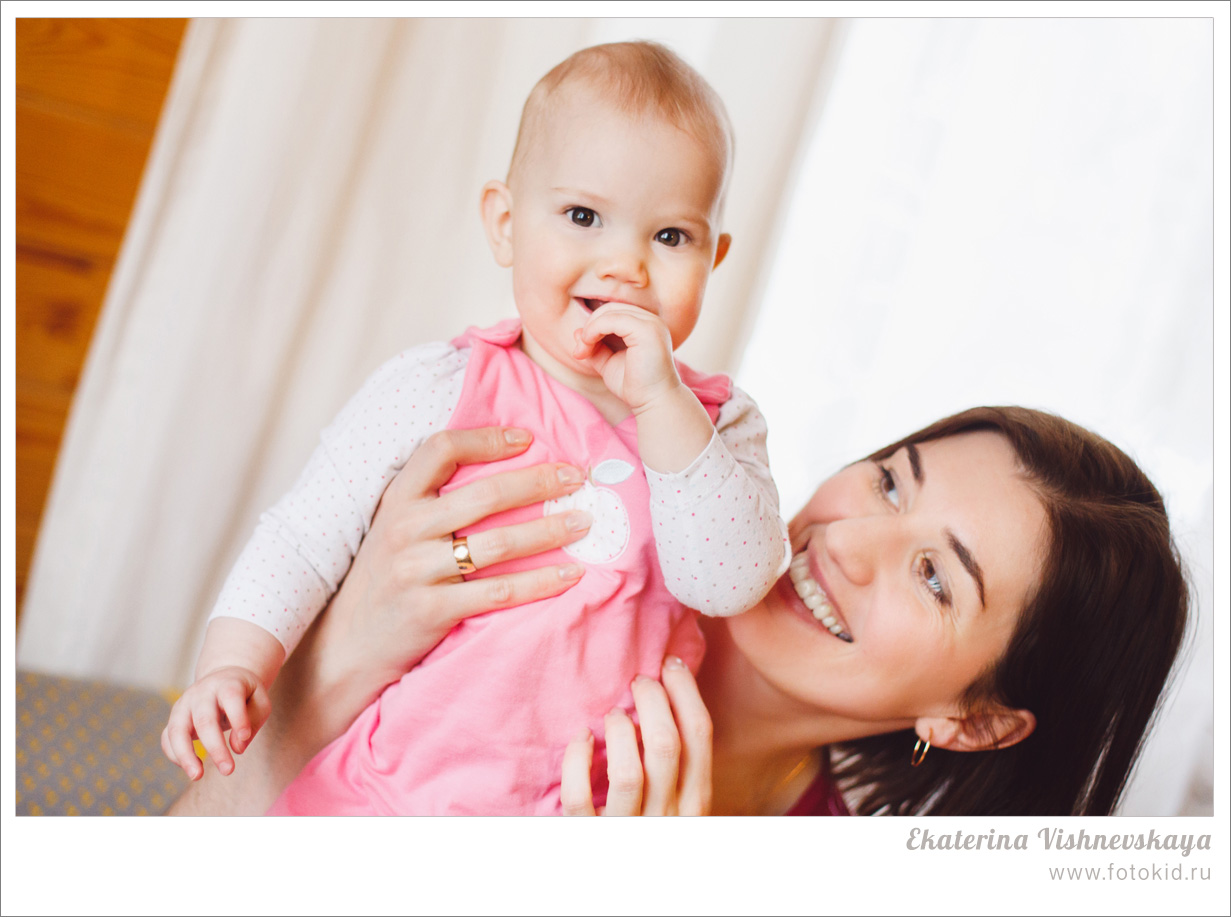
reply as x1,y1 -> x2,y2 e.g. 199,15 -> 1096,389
163,41 -> 789,814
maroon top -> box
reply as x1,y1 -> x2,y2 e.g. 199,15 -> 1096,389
784,765 -> 850,816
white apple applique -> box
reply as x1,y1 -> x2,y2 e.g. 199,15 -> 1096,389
543,459 -> 633,564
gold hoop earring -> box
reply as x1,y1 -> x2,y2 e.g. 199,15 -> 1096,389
910,734 -> 932,767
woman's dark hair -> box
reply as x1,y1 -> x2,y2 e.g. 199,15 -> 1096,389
830,406 -> 1190,816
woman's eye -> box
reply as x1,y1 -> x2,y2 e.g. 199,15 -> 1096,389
877,464 -> 900,508
919,556 -> 950,607
566,207 -> 599,228
655,228 -> 684,247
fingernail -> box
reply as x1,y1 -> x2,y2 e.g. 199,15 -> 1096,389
572,727 -> 591,743
504,428 -> 531,445
558,563 -> 584,580
566,511 -> 592,532
664,655 -> 686,670
558,465 -> 585,484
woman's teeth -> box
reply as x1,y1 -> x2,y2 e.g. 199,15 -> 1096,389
789,553 -> 853,642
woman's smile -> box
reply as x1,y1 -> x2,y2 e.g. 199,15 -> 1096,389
788,550 -> 853,641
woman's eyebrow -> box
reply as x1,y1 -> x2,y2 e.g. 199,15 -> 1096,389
906,443 -> 923,483
912,445 -> 985,609
946,530 -> 986,610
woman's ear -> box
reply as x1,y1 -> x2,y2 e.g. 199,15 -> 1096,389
713,233 -> 731,270
480,180 -> 514,267
915,706 -> 1037,753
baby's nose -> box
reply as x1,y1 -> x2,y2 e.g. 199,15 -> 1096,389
596,243 -> 648,287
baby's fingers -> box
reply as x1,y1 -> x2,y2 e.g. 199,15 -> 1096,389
218,682 -> 254,755
190,697 -> 234,777
229,684 -> 273,755
247,684 -> 273,742
163,705 -> 203,781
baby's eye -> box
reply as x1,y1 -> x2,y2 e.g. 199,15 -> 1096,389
566,207 -> 600,228
655,228 -> 685,247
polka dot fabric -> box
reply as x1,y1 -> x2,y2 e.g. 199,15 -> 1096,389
209,342 -> 469,654
645,387 -> 791,617
209,332 -> 786,655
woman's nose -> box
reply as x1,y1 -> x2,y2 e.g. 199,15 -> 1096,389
823,516 -> 886,587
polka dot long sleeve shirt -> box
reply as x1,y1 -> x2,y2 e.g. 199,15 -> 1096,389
645,388 -> 791,616
209,340 -> 790,654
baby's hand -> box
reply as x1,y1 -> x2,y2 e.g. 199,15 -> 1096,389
161,666 -> 272,781
573,304 -> 682,414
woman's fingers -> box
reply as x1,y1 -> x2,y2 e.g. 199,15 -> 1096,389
425,507 -> 590,584
560,729 -> 598,816
462,510 -> 592,571
601,708 -> 644,816
419,462 -> 586,537
389,427 -> 535,498
630,676 -> 681,816
445,563 -> 585,622
387,427 -> 586,529
660,657 -> 713,816
558,665 -> 711,817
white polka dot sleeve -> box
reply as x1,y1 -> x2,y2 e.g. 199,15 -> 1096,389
207,342 -> 470,653
645,385 -> 791,617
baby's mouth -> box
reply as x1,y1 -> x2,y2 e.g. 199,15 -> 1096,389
789,553 -> 853,642
574,298 -> 626,351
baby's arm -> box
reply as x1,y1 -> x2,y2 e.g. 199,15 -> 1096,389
165,341 -> 469,778
571,307 -> 788,614
162,618 -> 283,780
646,386 -> 790,616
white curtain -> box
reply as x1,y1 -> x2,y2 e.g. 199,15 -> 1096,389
738,19 -> 1214,816
17,18 -> 837,686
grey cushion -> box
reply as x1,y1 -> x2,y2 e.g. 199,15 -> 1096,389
16,670 -> 188,816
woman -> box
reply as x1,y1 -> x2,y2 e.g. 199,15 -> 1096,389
170,406 -> 1188,816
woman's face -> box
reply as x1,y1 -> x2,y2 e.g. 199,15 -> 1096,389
726,431 -> 1048,735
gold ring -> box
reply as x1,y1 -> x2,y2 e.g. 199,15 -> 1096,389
452,536 -> 477,574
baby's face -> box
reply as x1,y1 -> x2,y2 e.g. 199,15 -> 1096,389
486,90 -> 729,384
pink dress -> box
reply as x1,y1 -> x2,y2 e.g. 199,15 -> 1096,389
269,322 -> 733,814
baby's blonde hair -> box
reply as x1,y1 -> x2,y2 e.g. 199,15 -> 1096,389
509,41 -> 734,205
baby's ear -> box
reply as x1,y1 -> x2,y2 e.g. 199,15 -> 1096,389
480,181 -> 514,267
713,233 -> 731,270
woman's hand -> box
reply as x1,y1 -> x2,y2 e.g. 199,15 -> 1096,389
560,656 -> 713,816
319,425 -> 592,694
168,425 -> 590,814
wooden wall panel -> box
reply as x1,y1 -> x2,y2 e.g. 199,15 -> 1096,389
15,18 -> 188,617
17,104 -> 161,260
16,19 -> 187,128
